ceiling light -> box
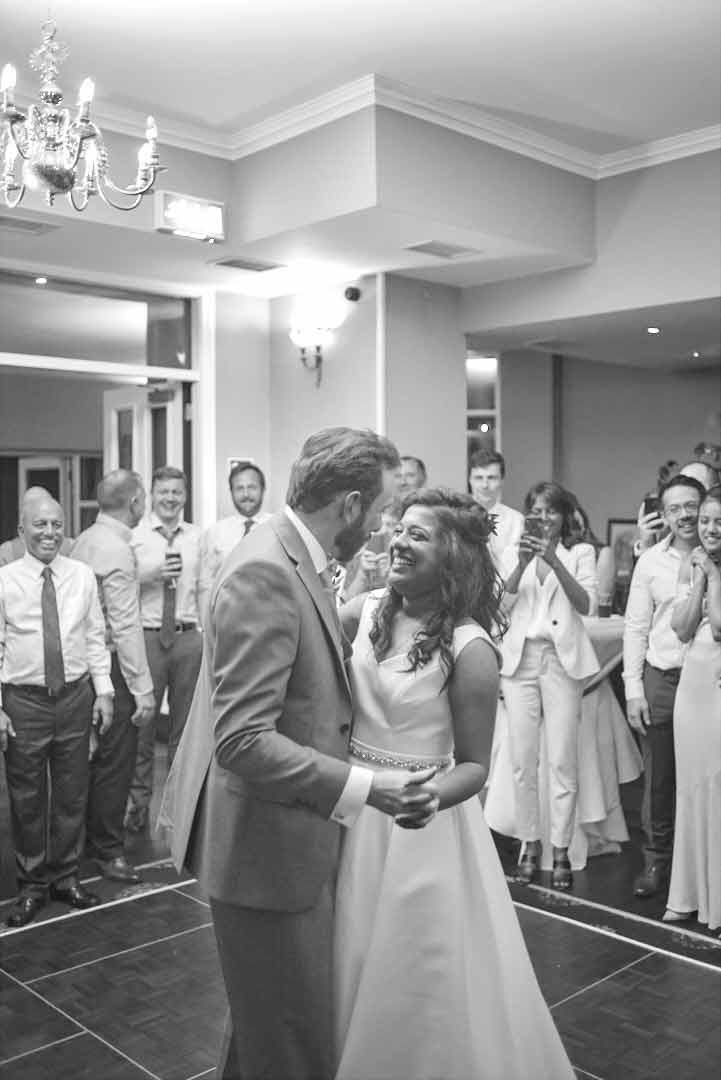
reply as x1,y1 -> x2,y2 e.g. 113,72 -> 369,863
1,20 -> 162,211
646,326 -> 661,335
693,351 -> 700,358
34,275 -> 47,285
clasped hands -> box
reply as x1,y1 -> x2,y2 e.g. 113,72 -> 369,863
367,767 -> 440,829
518,532 -> 558,566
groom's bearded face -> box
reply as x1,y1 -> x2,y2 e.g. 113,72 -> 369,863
333,513 -> 371,564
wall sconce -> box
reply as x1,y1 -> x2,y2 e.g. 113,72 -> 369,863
289,286 -> 361,388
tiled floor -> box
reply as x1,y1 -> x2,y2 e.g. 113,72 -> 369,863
1,869 -> 719,1080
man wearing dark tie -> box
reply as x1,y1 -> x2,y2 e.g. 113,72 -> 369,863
0,492 -> 114,927
198,460 -> 271,618
125,466 -> 202,833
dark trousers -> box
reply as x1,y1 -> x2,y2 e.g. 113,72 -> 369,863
86,656 -> 138,861
210,887 -> 334,1080
640,663 -> 680,867
3,678 -> 93,896
128,628 -> 202,813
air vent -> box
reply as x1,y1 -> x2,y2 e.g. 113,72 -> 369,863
212,256 -> 284,273
405,241 -> 482,260
0,215 -> 59,237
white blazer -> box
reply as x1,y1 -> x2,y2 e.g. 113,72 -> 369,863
499,542 -> 600,680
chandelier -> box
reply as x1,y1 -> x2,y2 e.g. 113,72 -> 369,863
0,20 -> 163,212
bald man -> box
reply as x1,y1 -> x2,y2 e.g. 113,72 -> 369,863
0,493 -> 114,927
73,470 -> 156,883
0,486 -> 73,566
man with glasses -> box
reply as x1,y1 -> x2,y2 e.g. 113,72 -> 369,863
623,474 -> 706,899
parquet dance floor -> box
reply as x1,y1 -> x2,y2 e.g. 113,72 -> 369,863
0,859 -> 719,1080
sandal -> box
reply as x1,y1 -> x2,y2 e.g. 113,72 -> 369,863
517,848 -> 540,885
551,853 -> 573,890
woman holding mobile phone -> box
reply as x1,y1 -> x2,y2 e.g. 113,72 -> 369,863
500,481 -> 599,889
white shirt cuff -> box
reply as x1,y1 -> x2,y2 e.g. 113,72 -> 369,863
623,676 -> 645,700
92,675 -> 115,697
330,765 -> 373,827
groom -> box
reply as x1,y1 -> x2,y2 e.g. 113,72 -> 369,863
169,427 -> 439,1080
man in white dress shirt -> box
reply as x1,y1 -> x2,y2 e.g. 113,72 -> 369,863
125,466 -> 203,832
198,460 -> 271,616
0,492 -> 114,927
469,448 -> 524,567
623,473 -> 705,899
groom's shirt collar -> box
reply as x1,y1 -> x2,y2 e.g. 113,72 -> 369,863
283,505 -> 329,574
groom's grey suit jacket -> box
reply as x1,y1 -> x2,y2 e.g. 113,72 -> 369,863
169,511 -> 354,912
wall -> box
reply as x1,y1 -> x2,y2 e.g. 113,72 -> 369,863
212,292 -> 271,518
558,356 -> 721,532
461,151 -> 721,332
498,349 -> 721,534
0,371 -> 108,452
268,277 -> 379,510
498,351 -> 555,511
385,275 -> 467,489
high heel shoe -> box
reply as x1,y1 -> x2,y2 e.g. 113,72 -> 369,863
551,853 -> 573,890
517,849 -> 540,885
662,908 -> 694,923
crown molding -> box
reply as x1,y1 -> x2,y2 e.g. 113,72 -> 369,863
20,74 -> 719,177
596,125 -> 721,178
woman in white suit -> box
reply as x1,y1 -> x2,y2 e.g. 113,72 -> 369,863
500,482 -> 599,889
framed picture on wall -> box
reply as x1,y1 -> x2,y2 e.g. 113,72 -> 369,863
607,518 -> 637,577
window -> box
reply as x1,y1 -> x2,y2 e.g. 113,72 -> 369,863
466,353 -> 499,464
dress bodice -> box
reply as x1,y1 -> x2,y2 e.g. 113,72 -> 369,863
349,593 -> 499,764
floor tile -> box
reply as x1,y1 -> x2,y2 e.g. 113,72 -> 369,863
553,951 -> 721,1080
511,878 -> 721,968
0,971 -> 79,1063
516,904 -> 648,1006
0,888 -> 210,983
0,1033 -> 151,1079
36,925 -> 225,1080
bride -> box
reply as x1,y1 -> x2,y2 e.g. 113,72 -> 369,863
334,488 -> 575,1080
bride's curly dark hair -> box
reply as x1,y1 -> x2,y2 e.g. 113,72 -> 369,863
369,488 -> 507,681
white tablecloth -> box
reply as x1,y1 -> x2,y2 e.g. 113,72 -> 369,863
483,616 -> 643,870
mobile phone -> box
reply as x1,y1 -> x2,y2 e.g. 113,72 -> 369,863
523,516 -> 546,540
366,530 -> 390,555
642,494 -> 661,517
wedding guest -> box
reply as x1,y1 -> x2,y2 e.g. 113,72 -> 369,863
664,486 -> 721,930
398,455 -> 427,496
500,481 -> 599,890
0,492 -> 113,927
623,474 -> 705,899
468,448 -> 524,567
0,487 -> 74,566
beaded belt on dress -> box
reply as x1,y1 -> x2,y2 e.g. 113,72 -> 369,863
349,736 -> 453,771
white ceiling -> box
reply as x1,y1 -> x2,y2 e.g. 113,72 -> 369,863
1,0 -> 720,373
3,0 -> 720,151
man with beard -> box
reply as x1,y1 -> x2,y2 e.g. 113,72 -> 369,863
198,461 -> 271,616
166,427 -> 439,1080
623,473 -> 706,899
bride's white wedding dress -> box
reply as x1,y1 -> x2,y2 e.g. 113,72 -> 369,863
334,595 -> 575,1080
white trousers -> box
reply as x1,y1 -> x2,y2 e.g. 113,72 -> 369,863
502,639 -> 583,848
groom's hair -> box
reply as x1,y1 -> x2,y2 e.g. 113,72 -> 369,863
287,427 -> 400,513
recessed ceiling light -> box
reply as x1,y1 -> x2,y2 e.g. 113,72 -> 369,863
35,276 -> 47,285
692,350 -> 700,358
647,326 -> 660,335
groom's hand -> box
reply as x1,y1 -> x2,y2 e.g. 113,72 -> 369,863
366,767 -> 439,824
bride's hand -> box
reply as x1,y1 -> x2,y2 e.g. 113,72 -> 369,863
366,767 -> 438,820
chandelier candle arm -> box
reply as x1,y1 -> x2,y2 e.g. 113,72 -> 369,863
0,20 -> 163,211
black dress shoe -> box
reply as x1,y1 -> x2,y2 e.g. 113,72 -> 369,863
6,894 -> 45,928
96,856 -> 141,883
633,863 -> 669,898
49,882 -> 101,910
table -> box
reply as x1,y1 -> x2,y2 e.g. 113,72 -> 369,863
483,615 -> 643,871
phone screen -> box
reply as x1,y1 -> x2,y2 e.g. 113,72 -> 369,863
523,516 -> 546,539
